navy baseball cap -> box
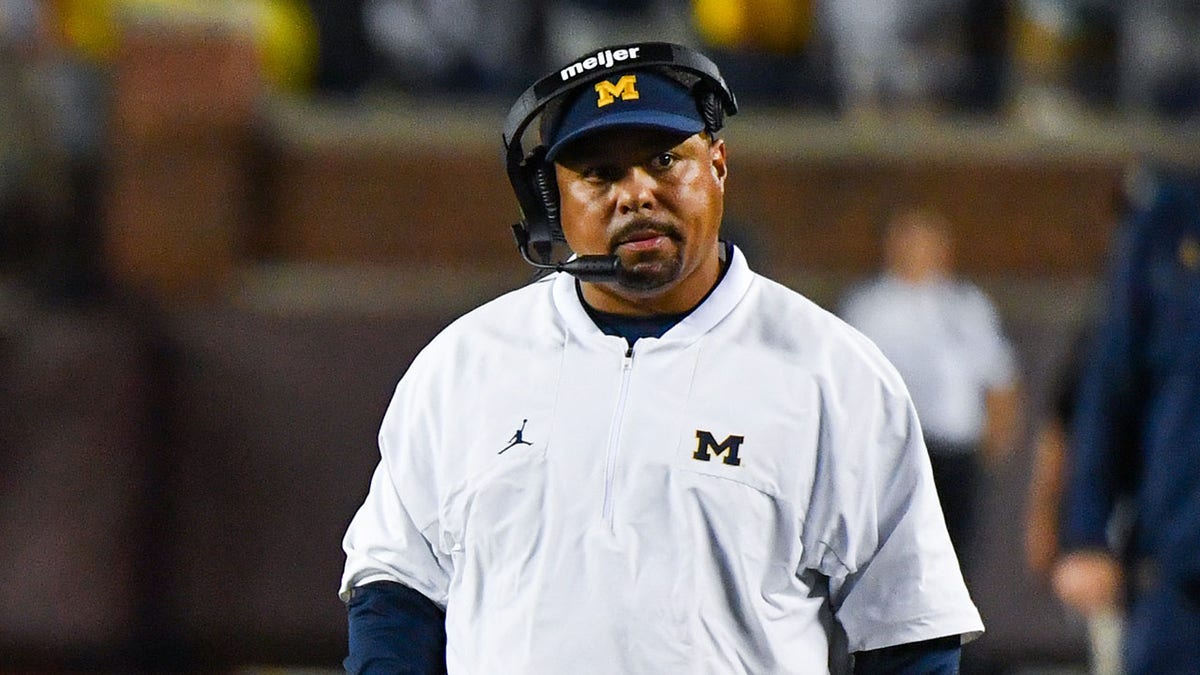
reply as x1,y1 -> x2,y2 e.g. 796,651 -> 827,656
544,70 -> 705,162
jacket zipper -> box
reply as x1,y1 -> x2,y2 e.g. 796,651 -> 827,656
602,345 -> 635,528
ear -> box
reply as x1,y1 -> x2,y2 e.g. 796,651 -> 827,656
709,138 -> 728,190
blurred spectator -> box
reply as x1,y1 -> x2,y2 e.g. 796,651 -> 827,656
1009,0 -> 1121,131
543,0 -> 692,71
1057,166 -> 1200,673
1116,1 -> 1200,119
362,0 -> 543,98
1010,0 -> 1200,127
3,0 -> 317,302
0,0 -> 107,300
819,0 -> 1006,116
1,0 -> 49,254
56,0 -> 318,94
309,0 -> 1200,118
691,0 -> 837,109
252,0 -> 320,95
839,208 -> 1022,575
819,0 -> 915,115
693,0 -> 815,54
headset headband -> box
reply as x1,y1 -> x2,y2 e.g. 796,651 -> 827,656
502,42 -> 738,165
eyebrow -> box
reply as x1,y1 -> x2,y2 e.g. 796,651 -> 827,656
569,137 -> 699,166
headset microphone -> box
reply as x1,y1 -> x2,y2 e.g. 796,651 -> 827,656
512,223 -> 623,282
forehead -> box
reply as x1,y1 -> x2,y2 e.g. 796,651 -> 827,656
554,127 -> 698,166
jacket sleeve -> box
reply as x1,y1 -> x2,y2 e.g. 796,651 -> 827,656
802,330 -> 983,653
341,350 -> 454,606
345,581 -> 447,675
854,635 -> 962,674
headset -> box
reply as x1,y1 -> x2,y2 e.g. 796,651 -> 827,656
502,42 -> 738,281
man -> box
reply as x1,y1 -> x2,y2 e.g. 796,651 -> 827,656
839,209 -> 1021,572
340,42 -> 982,674
1056,167 -> 1200,673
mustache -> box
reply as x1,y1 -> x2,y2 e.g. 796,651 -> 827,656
608,219 -> 683,251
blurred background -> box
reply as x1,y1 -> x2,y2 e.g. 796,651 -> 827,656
1,0 -> 1198,672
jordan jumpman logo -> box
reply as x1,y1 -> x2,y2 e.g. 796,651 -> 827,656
499,419 -> 533,454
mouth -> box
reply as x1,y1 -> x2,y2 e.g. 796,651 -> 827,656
605,222 -> 686,290
616,233 -> 671,252
611,223 -> 680,254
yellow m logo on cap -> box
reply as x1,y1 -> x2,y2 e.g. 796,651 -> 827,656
595,75 -> 639,108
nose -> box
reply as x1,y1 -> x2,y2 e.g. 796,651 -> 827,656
615,167 -> 656,215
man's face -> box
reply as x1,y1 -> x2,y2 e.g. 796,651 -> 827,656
885,214 -> 953,283
554,127 -> 728,315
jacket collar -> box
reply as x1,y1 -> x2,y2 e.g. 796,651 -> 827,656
552,244 -> 754,345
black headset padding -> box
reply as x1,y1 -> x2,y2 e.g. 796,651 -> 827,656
503,42 -> 738,266
694,79 -> 727,136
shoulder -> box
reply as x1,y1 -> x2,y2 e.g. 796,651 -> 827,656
743,274 -> 910,397
837,277 -> 888,312
1125,171 -> 1200,262
398,277 -> 561,383
945,279 -> 1003,320
948,277 -> 990,301
431,276 -> 556,343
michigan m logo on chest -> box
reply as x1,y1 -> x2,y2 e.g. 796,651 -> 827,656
693,430 -> 744,466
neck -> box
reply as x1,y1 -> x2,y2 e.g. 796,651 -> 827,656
893,267 -> 943,285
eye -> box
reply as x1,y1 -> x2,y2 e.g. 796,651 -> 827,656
650,152 -> 676,170
581,165 -> 622,183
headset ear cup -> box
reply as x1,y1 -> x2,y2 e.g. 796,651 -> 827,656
696,85 -> 725,135
519,150 -> 562,263
534,161 -> 562,241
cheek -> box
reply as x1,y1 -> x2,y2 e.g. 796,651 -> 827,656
557,182 -> 610,249
675,174 -> 724,227
680,159 -> 722,199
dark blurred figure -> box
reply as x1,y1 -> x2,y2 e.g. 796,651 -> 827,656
1057,165 -> 1200,673
0,0 -> 44,268
0,0 -> 109,302
1025,160 -> 1134,675
1068,0 -> 1121,110
1025,322 -> 1128,675
955,0 -> 1010,112
690,0 -> 837,110
306,0 -> 377,96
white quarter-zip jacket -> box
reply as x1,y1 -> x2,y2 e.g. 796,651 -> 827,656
341,246 -> 983,674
